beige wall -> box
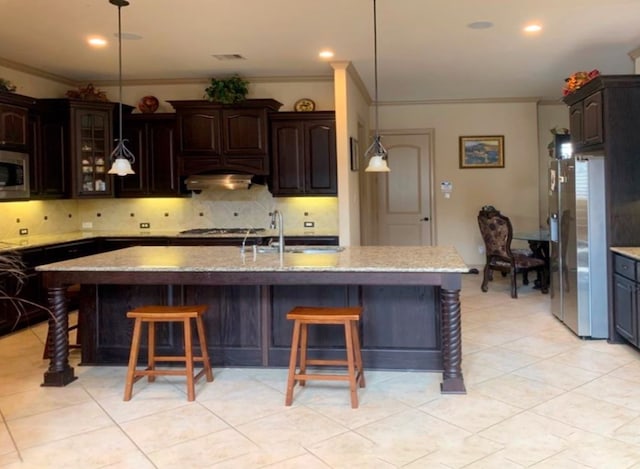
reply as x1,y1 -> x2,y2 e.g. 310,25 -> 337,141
378,100 -> 541,265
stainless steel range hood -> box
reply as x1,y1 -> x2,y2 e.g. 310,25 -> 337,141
185,174 -> 254,191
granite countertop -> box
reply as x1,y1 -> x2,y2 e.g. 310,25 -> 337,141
611,247 -> 640,261
35,245 -> 469,273
0,229 -> 337,252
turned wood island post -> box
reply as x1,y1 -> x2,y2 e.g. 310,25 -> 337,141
37,245 -> 468,394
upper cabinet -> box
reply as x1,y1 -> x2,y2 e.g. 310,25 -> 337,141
37,99 -> 116,198
168,99 -> 282,175
117,113 -> 184,197
563,75 -> 640,152
269,111 -> 337,196
0,91 -> 35,152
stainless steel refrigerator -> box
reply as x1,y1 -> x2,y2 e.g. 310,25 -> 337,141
549,140 -> 608,338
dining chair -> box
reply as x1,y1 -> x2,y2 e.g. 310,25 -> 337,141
477,207 -> 547,298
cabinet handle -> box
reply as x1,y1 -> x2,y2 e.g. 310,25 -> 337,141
420,217 -> 430,222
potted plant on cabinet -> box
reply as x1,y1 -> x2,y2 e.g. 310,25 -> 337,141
204,74 -> 249,104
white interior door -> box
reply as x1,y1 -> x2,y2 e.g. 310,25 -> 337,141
376,132 -> 433,246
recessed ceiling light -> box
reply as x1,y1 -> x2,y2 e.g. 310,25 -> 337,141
524,24 -> 542,33
467,21 -> 493,30
319,50 -> 334,59
87,36 -> 108,47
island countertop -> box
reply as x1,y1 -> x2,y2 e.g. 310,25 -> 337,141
36,245 -> 469,273
37,245 -> 467,394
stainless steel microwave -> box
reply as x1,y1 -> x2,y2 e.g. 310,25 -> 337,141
0,150 -> 29,199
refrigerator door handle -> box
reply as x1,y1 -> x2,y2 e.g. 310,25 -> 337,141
550,213 -> 559,242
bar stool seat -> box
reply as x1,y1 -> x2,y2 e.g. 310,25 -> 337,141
285,306 -> 365,409
123,304 -> 213,401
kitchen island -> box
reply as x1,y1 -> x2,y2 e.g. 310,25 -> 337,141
37,245 -> 469,393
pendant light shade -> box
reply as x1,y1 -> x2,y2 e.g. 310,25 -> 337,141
364,0 -> 390,172
108,0 -> 135,176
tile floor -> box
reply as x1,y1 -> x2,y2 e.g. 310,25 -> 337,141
2,273 -> 640,468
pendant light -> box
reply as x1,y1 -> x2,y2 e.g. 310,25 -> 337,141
364,0 -> 390,172
107,0 -> 135,176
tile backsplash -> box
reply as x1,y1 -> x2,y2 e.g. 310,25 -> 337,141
0,186 -> 338,239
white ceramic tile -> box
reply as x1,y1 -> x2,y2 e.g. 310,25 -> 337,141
120,403 -> 230,452
0,274 -> 639,468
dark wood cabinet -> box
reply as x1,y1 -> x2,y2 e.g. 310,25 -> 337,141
37,99 -> 116,198
564,76 -> 640,344
117,114 -> 184,197
169,99 -> 282,176
29,104 -> 67,198
613,253 -> 639,346
0,91 -> 33,151
270,111 -> 337,196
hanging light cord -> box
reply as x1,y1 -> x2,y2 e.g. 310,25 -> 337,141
110,0 -> 134,163
365,0 -> 387,160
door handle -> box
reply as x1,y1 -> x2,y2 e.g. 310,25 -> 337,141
420,217 -> 430,221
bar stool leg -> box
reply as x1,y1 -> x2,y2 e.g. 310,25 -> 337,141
344,320 -> 359,409
147,320 -> 156,382
124,317 -> 142,401
285,320 -> 302,406
195,315 -> 214,382
298,322 -> 309,387
183,317 -> 195,401
351,320 -> 365,388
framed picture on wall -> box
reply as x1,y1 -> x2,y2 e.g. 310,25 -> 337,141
350,137 -> 359,171
459,135 -> 505,168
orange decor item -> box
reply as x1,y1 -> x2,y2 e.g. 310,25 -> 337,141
563,69 -> 600,96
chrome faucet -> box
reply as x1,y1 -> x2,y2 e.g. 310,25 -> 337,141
270,210 -> 284,255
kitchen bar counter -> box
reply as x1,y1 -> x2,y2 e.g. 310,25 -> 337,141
37,245 -> 468,393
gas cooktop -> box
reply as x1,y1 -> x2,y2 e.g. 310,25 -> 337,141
178,228 -> 266,235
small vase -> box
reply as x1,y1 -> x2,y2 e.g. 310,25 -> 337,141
138,96 -> 159,113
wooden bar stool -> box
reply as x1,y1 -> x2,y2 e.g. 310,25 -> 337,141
123,304 -> 213,401
285,306 -> 365,409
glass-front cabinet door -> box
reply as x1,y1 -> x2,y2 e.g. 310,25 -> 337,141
71,103 -> 113,197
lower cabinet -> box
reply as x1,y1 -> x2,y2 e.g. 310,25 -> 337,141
613,253 -> 639,346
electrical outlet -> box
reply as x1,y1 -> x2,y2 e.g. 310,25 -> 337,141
478,245 -> 485,254
19,228 -> 29,236
304,221 -> 315,228
82,222 -> 93,229
139,222 -> 150,229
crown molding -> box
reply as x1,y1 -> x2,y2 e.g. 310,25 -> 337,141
0,57 -> 76,86
377,96 -> 543,106
83,75 -> 334,87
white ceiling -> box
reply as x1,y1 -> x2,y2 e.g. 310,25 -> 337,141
1,0 -> 639,103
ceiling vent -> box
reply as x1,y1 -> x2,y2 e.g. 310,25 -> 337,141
212,54 -> 246,61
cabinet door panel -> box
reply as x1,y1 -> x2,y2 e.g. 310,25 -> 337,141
614,274 -> 638,346
583,91 -> 603,146
222,109 -> 267,156
271,122 -> 304,194
179,112 -> 221,155
148,120 -> 177,193
569,102 -> 583,147
306,121 -> 337,194
0,106 -> 28,147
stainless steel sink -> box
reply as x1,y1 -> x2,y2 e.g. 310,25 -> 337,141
256,245 -> 344,254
